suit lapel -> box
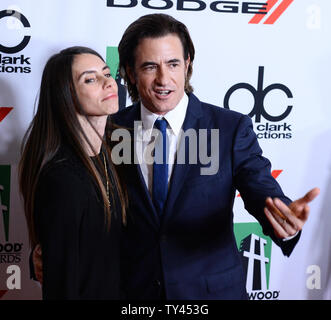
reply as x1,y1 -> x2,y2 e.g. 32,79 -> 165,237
163,94 -> 203,223
133,142 -> 160,228
113,103 -> 160,228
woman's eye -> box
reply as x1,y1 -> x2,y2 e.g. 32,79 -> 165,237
104,73 -> 112,78
85,78 -> 96,84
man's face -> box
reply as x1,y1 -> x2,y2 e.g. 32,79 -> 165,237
128,34 -> 190,115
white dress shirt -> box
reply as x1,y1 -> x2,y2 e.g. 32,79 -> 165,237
135,93 -> 188,195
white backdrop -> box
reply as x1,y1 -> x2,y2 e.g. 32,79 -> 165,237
0,0 -> 330,300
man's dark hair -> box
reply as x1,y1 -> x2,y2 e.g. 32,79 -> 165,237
118,13 -> 195,102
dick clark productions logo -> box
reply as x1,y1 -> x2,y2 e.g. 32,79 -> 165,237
0,9 -> 31,74
224,66 -> 293,140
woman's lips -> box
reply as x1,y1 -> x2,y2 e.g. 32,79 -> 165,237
102,93 -> 118,101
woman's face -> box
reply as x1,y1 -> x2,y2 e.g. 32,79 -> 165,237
72,53 -> 118,116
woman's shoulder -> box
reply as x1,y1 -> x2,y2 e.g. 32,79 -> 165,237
39,147 -> 90,190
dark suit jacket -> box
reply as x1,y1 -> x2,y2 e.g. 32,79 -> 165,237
112,93 -> 300,300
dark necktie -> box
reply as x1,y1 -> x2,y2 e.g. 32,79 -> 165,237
152,118 -> 168,215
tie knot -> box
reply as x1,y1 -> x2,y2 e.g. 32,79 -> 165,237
154,118 -> 167,132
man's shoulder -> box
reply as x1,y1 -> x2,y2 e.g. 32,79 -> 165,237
190,93 -> 245,123
115,104 -> 137,116
111,103 -> 139,126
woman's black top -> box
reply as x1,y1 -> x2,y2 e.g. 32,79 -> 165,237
34,146 -> 122,300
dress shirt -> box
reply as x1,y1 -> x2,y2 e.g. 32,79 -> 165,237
136,93 -> 188,195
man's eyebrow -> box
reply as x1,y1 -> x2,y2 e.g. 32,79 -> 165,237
167,59 -> 181,64
139,59 -> 181,68
139,61 -> 157,68
77,65 -> 110,80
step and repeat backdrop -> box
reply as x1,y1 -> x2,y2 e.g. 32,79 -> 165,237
0,0 -> 330,300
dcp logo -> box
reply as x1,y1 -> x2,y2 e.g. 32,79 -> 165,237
0,10 -> 31,54
224,66 -> 293,123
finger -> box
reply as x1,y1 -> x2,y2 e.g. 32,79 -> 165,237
32,252 -> 42,268
32,245 -> 43,274
34,262 -> 43,285
33,245 -> 41,260
300,204 -> 310,222
36,244 -> 42,255
265,197 -> 286,220
273,198 -> 304,230
266,198 -> 299,232
273,198 -> 293,218
273,198 -> 296,221
264,207 -> 288,238
35,272 -> 43,285
299,187 -> 320,204
266,197 -> 300,234
265,205 -> 299,237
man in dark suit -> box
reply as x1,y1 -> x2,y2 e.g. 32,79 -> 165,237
32,13 -> 319,300
111,13 -> 319,300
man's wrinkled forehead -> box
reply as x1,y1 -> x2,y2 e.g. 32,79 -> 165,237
132,33 -> 186,67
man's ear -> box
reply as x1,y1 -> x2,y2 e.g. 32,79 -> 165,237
126,66 -> 136,85
185,55 -> 191,75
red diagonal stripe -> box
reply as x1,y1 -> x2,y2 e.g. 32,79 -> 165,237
249,0 -> 278,24
237,170 -> 283,197
271,169 -> 283,179
264,0 -> 294,24
0,290 -> 8,299
0,107 -> 13,122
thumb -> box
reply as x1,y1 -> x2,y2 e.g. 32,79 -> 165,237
301,187 -> 320,204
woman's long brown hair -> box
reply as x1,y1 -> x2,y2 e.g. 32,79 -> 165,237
18,46 -> 127,248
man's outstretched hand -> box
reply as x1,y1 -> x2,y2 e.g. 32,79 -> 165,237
264,187 -> 320,239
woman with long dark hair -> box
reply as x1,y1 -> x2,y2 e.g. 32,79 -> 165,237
19,46 -> 127,299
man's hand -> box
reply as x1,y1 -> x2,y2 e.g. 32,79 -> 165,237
264,187 -> 320,239
32,244 -> 43,284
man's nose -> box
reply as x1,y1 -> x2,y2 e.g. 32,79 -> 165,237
155,65 -> 170,86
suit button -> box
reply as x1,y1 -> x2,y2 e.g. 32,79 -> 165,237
154,280 -> 161,287
160,234 -> 167,242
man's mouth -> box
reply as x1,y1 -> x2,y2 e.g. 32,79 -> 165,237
154,89 -> 172,97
